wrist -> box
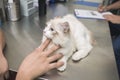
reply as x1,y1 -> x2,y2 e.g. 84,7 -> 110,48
16,70 -> 32,80
106,6 -> 111,11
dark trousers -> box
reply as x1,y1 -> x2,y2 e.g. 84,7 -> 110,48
113,35 -> 120,77
109,22 -> 120,37
109,22 -> 120,77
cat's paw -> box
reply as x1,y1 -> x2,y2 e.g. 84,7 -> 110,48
57,65 -> 66,72
72,54 -> 82,61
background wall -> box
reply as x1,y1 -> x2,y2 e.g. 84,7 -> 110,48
0,0 -> 6,21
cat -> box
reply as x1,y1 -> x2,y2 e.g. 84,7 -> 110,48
41,14 -> 94,71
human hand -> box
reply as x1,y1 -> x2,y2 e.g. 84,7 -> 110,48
103,14 -> 120,24
0,54 -> 8,79
0,29 -> 9,79
97,4 -> 108,12
16,39 -> 64,80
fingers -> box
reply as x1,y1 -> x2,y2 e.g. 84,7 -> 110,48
45,44 -> 60,56
103,14 -> 113,21
98,6 -> 104,12
103,14 -> 110,18
98,7 -> 103,12
39,38 -> 51,51
49,61 -> 64,70
48,53 -> 64,70
98,5 -> 107,12
56,61 -> 64,68
47,53 -> 63,63
102,6 -> 107,11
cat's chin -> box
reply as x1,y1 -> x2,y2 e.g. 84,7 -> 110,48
44,35 -> 51,39
44,36 -> 62,47
52,41 -> 61,48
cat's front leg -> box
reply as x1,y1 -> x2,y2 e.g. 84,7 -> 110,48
72,44 -> 93,61
57,56 -> 67,72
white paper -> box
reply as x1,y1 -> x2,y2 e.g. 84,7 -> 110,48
33,0 -> 38,7
74,9 -> 112,19
8,0 -> 13,3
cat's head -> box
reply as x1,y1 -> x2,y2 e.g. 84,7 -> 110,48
43,18 -> 70,45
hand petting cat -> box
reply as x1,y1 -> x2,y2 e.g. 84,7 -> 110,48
16,39 -> 64,80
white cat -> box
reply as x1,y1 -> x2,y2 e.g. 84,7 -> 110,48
42,14 -> 94,71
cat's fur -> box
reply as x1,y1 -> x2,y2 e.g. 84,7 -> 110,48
42,14 -> 93,71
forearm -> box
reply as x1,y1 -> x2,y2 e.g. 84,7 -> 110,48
0,29 -> 5,50
0,52 -> 4,58
107,1 -> 120,10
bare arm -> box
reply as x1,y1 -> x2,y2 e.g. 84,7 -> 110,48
98,1 -> 120,12
0,29 -> 5,54
107,1 -> 120,10
0,29 -> 8,79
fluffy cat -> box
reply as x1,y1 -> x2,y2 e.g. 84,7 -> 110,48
41,14 -> 94,71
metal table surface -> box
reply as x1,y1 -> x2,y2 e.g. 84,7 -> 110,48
2,0 -> 119,80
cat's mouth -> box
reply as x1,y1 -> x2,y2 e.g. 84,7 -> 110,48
43,34 -> 52,39
44,35 -> 62,47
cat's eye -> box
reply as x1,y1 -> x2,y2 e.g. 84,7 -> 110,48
50,28 -> 54,31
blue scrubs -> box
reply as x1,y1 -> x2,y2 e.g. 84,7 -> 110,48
109,22 -> 120,77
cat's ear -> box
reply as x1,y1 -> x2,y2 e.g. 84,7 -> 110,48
61,22 -> 69,33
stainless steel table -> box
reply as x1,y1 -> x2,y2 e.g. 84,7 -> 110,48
2,0 -> 119,80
